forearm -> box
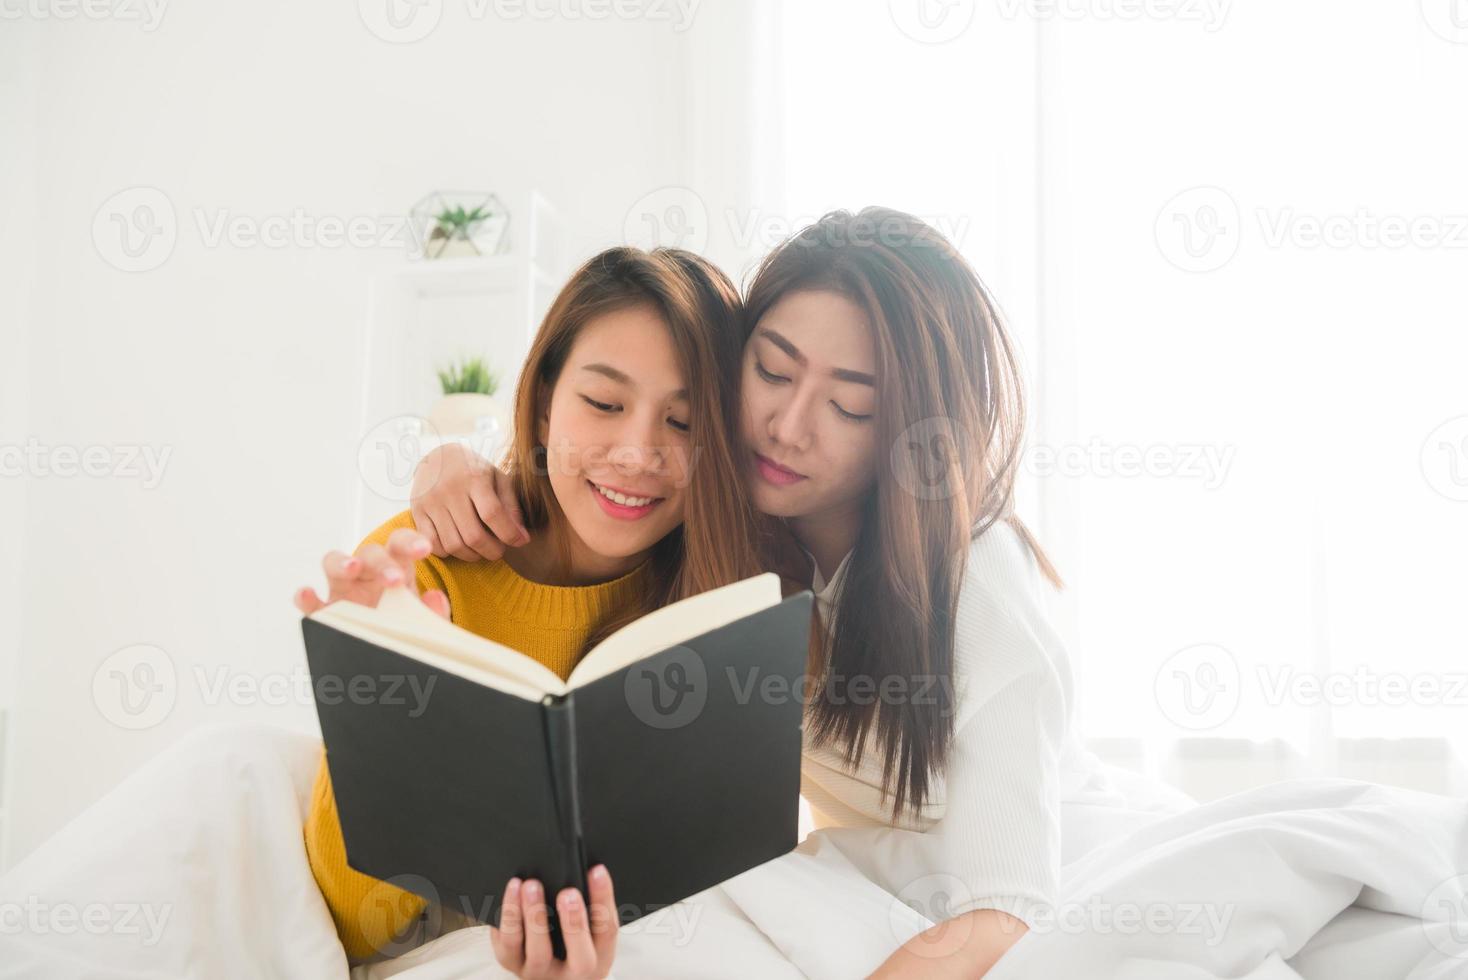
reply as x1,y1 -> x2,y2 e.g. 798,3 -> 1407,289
868,909 -> 1027,979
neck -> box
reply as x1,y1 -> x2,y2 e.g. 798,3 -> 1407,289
501,520 -> 647,587
788,496 -> 864,583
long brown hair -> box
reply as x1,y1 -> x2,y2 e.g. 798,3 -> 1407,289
745,207 -> 1063,818
506,246 -> 763,642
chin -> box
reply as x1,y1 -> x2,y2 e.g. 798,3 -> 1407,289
748,482 -> 809,519
565,496 -> 681,560
577,526 -> 666,560
747,484 -> 779,514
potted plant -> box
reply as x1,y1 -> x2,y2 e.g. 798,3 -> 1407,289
409,191 -> 510,259
428,356 -> 503,438
427,205 -> 493,259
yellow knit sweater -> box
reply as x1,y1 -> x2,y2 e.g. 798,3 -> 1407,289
303,509 -> 652,962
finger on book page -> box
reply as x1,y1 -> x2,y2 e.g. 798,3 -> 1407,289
385,527 -> 432,566
420,589 -> 451,619
294,586 -> 326,615
321,550 -> 360,584
355,543 -> 404,587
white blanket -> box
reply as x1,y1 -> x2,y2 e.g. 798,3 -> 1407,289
0,725 -> 349,979
2,725 -> 1463,979
982,778 -> 1468,979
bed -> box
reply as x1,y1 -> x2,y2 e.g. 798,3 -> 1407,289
0,724 -> 1463,979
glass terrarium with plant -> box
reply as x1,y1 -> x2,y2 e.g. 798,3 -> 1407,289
408,191 -> 510,259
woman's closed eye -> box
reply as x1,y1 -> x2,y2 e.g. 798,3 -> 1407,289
583,393 -> 689,433
581,394 -> 620,413
754,360 -> 790,385
831,400 -> 872,422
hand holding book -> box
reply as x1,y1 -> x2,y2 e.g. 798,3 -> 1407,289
301,574 -> 812,963
491,865 -> 618,979
294,527 -> 451,619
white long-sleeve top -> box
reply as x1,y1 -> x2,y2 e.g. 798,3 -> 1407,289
798,519 -> 1087,927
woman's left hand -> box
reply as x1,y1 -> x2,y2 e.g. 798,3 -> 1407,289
866,908 -> 1028,979
490,864 -> 618,979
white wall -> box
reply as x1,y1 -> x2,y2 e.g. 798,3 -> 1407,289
1040,4 -> 1468,766
0,17 -> 40,866
3,2 -> 718,866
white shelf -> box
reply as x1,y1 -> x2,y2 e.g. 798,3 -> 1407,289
391,253 -> 557,296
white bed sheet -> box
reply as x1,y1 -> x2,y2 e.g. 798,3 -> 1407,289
1,725 -> 1462,979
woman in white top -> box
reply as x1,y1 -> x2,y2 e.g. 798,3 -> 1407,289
729,210 -> 1068,977
408,207 -> 1164,978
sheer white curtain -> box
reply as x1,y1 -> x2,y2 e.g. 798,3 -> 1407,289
760,0 -> 1468,797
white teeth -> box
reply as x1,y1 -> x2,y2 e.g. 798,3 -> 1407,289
594,483 -> 655,507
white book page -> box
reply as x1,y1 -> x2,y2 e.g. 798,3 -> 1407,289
567,573 -> 782,688
310,587 -> 569,700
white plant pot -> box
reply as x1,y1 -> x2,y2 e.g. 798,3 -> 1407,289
428,393 -> 502,437
427,236 -> 482,260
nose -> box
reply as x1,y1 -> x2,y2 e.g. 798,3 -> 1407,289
768,383 -> 816,452
608,408 -> 670,477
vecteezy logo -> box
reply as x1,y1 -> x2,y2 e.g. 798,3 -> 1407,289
1154,186 -> 1241,273
1420,0 -> 1468,44
889,873 -> 976,954
888,0 -> 976,43
358,0 -> 442,43
622,187 -> 709,253
92,187 -> 178,273
891,417 -> 970,501
363,874 -> 441,958
1153,642 -> 1240,731
358,415 -> 439,502
92,644 -> 177,730
624,645 -> 707,729
1421,415 -> 1468,502
1420,873 -> 1468,956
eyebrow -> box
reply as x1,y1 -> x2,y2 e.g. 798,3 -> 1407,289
757,328 -> 876,387
579,363 -> 687,400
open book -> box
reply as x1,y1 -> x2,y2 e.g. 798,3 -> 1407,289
302,573 -> 813,951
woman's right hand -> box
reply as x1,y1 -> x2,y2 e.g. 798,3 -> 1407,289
411,443 -> 530,562
293,528 -> 450,619
491,865 -> 618,979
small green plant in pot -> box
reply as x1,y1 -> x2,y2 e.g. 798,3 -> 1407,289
427,205 -> 494,259
436,357 -> 499,397
428,356 -> 505,440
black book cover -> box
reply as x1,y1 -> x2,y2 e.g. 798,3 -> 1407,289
302,590 -> 813,948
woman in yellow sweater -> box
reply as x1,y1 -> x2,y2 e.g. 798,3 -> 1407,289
294,246 -> 762,974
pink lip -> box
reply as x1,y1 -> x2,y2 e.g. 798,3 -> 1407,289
754,452 -> 807,487
586,480 -> 663,521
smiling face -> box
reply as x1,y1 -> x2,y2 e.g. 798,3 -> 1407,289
538,302 -> 692,576
739,289 -> 880,520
